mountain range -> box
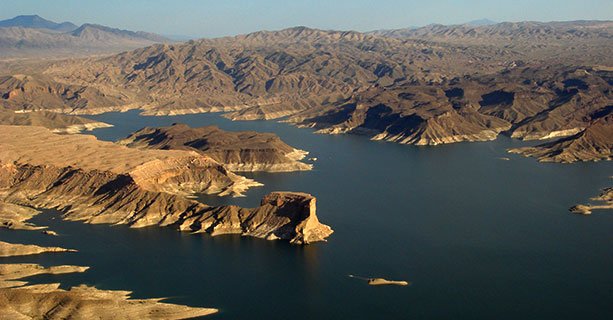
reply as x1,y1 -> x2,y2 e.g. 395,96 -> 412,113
0,15 -> 170,57
0,18 -> 611,161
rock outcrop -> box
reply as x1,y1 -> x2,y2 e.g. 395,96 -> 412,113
24,23 -> 607,147
570,187 -> 613,215
0,125 -> 260,197
0,241 -> 76,257
179,192 -> 332,244
0,74 -> 132,114
0,125 -> 332,243
0,201 -> 44,231
118,123 -> 312,172
509,115 -> 613,163
0,109 -> 111,133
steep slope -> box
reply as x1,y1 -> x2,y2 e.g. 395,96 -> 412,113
10,22 -> 606,149
288,66 -> 611,145
376,21 -> 613,70
35,22 -> 613,144
45,26 -> 514,116
118,123 -> 312,172
0,74 -> 134,113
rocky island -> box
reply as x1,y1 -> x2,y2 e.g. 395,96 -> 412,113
118,123 -> 312,172
570,187 -> 613,215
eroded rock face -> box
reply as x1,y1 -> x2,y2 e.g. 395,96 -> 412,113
179,192 -> 332,244
0,161 -> 332,243
118,123 -> 312,172
0,125 -> 260,197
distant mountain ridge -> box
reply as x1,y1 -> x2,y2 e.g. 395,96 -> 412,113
0,15 -> 171,57
0,14 -> 77,32
372,20 -> 613,41
465,18 -> 497,26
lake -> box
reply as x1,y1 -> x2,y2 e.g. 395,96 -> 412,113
1,110 -> 611,319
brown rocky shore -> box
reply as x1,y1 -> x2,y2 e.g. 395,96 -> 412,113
0,238 -> 217,319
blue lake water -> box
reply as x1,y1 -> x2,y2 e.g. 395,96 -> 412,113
1,110 -> 611,319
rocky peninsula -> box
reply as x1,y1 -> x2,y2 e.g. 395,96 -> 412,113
118,123 -> 312,172
0,109 -> 111,133
0,125 -> 332,244
509,115 -> 612,163
0,240 -> 216,319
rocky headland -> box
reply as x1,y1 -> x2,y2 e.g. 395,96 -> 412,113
509,114 -> 612,163
0,240 -> 75,257
118,123 -> 312,172
0,202 -> 44,231
0,125 -> 332,243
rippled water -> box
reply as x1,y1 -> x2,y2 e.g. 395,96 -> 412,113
1,110 -> 611,319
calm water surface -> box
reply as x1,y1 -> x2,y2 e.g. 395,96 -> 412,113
1,110 -> 611,319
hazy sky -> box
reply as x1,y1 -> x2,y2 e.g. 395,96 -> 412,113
2,0 -> 612,37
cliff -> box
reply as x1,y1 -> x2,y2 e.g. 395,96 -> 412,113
118,123 -> 312,172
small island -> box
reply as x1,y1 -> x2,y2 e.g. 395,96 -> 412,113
570,187 -> 613,215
